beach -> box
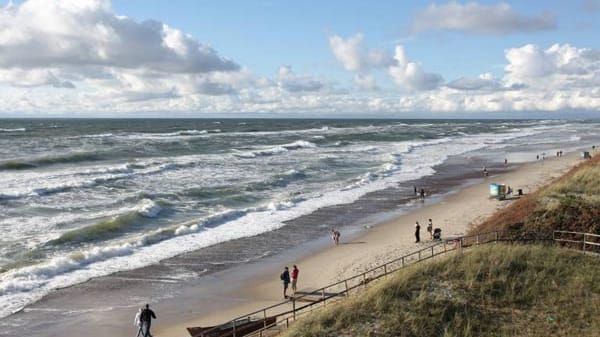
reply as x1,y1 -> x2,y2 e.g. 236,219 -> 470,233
151,151 -> 582,337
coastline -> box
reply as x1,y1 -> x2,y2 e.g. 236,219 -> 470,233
155,152 -> 582,337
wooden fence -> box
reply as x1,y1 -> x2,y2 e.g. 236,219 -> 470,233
197,230 -> 553,337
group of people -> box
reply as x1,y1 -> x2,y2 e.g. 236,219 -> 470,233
413,186 -> 426,200
280,265 -> 300,299
414,218 -> 441,243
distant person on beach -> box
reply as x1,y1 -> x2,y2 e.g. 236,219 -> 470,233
504,158 -> 508,165
139,304 -> 156,337
419,188 -> 425,200
415,221 -> 421,243
291,265 -> 299,295
483,166 -> 488,176
536,154 -> 539,160
331,229 -> 340,245
427,219 -> 433,240
413,185 -> 417,195
280,266 -> 290,298
134,308 -> 143,337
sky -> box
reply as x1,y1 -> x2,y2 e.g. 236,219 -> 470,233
0,0 -> 599,118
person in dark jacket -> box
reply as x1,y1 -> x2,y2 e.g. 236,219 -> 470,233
139,304 -> 157,337
280,266 -> 291,299
415,221 -> 421,243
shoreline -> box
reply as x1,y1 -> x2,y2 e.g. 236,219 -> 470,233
155,152 -> 582,337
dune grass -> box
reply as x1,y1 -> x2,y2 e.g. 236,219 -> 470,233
281,245 -> 600,337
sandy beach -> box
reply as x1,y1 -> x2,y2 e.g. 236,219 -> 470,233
154,151 -> 582,337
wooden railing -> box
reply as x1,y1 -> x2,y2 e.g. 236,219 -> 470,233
553,230 -> 600,253
197,230 -> 550,337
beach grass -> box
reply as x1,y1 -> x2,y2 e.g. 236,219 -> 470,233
281,245 -> 600,337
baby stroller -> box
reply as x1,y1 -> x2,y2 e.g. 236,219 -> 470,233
433,228 -> 442,240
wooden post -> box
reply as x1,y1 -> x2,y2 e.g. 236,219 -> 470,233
322,289 -> 326,306
431,246 -> 434,257
495,231 -> 498,243
363,272 -> 367,288
418,250 -> 421,260
383,263 -> 387,275
263,309 -> 267,328
286,317 -> 289,328
232,319 -> 237,337
344,280 -> 349,294
401,257 -> 405,267
292,298 -> 296,320
476,234 -> 480,245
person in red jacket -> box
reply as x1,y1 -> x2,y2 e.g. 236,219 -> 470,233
291,265 -> 299,295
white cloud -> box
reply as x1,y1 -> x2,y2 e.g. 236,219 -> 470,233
411,2 -> 556,35
0,0 -> 244,100
276,65 -> 325,92
446,73 -> 525,91
0,0 -> 238,72
328,34 -> 393,72
504,43 -> 600,88
353,74 -> 378,91
388,46 -> 443,91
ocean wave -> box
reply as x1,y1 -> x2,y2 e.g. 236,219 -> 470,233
0,160 -> 185,200
48,199 -> 162,245
234,140 -> 316,158
0,128 -> 26,132
0,152 -> 102,170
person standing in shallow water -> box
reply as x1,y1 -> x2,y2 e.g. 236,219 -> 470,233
415,221 -> 421,243
280,266 -> 291,299
139,304 -> 156,337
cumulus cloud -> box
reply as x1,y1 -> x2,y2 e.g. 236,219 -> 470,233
328,34 -> 393,72
411,2 -> 556,35
504,44 -> 600,88
388,46 -> 443,91
0,0 -> 238,72
276,65 -> 324,92
0,0 -> 244,100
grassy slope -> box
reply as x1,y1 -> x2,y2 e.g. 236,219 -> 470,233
473,154 -> 600,234
282,245 -> 600,337
282,154 -> 600,337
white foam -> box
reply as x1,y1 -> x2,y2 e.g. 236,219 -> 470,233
0,128 -> 26,132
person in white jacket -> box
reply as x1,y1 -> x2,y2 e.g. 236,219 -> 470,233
134,308 -> 143,337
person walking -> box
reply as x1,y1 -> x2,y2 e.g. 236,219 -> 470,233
419,188 -> 425,200
139,304 -> 157,337
413,185 -> 418,196
134,308 -> 143,337
415,221 -> 421,243
427,219 -> 433,240
291,265 -> 299,295
280,266 -> 291,299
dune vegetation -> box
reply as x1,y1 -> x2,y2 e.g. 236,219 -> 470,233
282,245 -> 600,337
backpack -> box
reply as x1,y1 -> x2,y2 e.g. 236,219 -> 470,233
280,272 -> 285,281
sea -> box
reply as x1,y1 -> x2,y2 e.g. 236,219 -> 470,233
0,118 -> 599,325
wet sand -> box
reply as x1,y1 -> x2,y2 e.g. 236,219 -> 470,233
0,152 -> 581,337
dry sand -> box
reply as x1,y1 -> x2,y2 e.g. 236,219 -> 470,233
156,152 -> 582,337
